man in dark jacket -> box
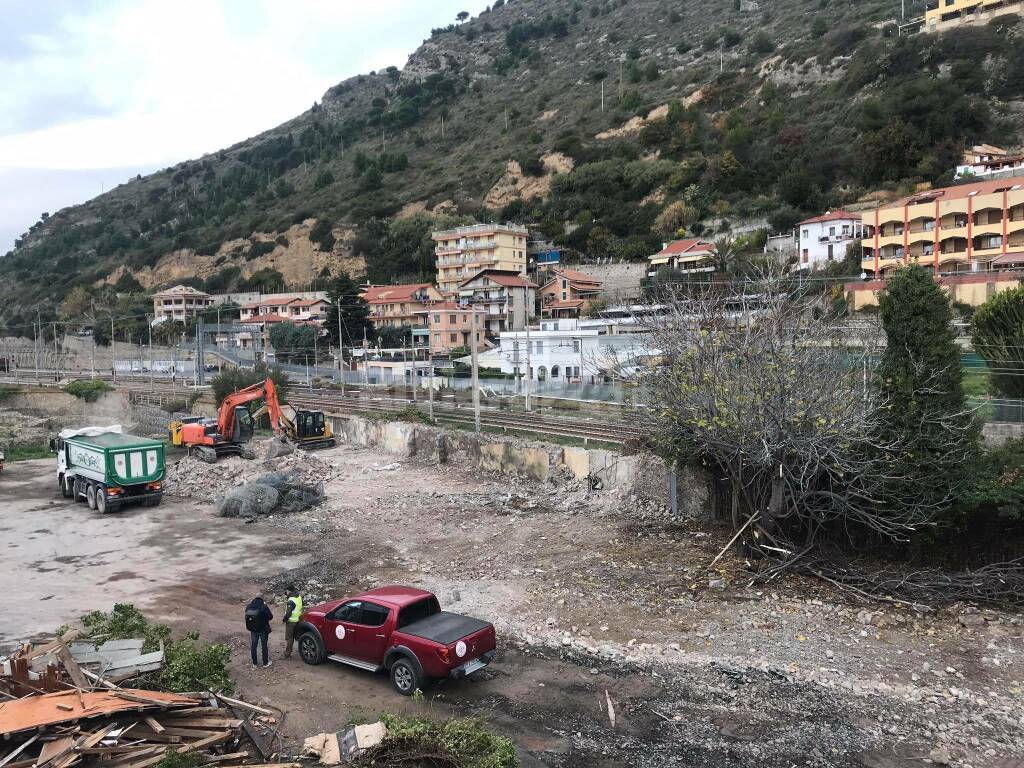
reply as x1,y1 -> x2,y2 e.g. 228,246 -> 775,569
245,595 -> 273,669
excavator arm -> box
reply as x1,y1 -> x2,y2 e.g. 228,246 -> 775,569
218,378 -> 285,439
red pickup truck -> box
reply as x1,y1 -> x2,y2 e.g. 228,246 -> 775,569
294,585 -> 497,695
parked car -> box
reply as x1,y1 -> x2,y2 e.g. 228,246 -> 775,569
295,586 -> 496,695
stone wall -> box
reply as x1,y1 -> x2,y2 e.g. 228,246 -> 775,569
983,422 -> 1024,448
329,414 -> 712,518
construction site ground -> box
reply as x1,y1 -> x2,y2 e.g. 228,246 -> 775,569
2,444 -> 1023,768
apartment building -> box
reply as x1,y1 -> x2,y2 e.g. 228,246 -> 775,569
423,303 -> 487,355
539,268 -> 604,318
433,223 -> 529,295
457,269 -> 537,335
861,177 -> 1024,277
152,285 -> 214,323
797,211 -> 864,269
240,297 -> 331,325
925,0 -> 1024,32
361,283 -> 444,329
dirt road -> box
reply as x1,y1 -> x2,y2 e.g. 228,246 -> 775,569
3,448 -> 1023,767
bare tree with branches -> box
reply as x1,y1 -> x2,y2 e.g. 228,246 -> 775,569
633,268 -> 975,581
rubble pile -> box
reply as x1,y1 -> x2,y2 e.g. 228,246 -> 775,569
0,633 -> 286,768
165,440 -> 335,503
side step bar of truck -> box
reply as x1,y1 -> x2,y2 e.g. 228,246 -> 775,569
327,654 -> 382,673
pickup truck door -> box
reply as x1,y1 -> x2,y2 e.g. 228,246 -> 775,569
322,601 -> 362,658
350,601 -> 392,664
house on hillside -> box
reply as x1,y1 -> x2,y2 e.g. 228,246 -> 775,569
797,211 -> 864,269
420,302 -> 489,355
647,239 -> 717,276
240,296 -> 331,325
152,285 -> 214,323
539,268 -> 603,318
361,283 -> 444,330
457,269 -> 537,335
955,144 -> 1024,181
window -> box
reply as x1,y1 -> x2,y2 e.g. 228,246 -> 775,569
802,249 -> 809,263
923,243 -> 934,256
329,601 -> 362,622
434,333 -> 441,344
573,340 -> 581,353
433,314 -> 440,323
802,229 -> 809,239
829,226 -> 836,236
449,314 -> 456,323
360,602 -> 390,627
450,333 -> 457,343
398,597 -> 441,628
534,341 -> 544,354
894,223 -> 904,236
827,244 -> 834,260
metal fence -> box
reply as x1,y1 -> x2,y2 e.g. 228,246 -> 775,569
969,397 -> 1024,424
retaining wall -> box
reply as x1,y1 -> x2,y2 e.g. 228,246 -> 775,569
329,414 -> 712,518
983,422 -> 1024,448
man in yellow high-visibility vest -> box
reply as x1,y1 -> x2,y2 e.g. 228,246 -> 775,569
282,585 -> 303,660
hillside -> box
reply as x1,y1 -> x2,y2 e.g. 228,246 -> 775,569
4,0 -> 1024,334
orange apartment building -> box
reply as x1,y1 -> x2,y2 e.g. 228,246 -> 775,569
539,268 -> 604,318
433,223 -> 529,295
361,283 -> 444,330
422,303 -> 488,355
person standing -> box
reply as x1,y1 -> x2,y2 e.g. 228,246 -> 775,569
245,595 -> 273,669
282,585 -> 303,659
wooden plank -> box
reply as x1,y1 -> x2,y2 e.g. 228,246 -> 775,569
211,694 -> 273,716
142,717 -> 164,735
238,714 -> 270,761
198,753 -> 249,765
0,734 -> 39,768
140,727 -> 225,739
110,692 -> 198,708
53,643 -> 88,692
157,718 -> 241,729
174,733 -> 231,753
36,738 -> 74,766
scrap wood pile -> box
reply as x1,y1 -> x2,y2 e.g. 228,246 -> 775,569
1,633 -> 287,768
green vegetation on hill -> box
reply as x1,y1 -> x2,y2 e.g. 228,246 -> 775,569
3,0 -> 1024,339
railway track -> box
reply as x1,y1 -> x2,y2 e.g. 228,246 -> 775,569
288,392 -> 638,445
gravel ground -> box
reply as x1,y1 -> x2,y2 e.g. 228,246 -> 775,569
164,439 -> 1024,767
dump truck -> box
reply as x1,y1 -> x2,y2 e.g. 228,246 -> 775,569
54,425 -> 164,514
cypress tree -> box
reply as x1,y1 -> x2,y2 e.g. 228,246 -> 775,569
971,284 -> 1024,398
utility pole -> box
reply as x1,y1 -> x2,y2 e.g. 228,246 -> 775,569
336,300 -> 346,395
111,316 -> 117,385
410,327 -> 417,403
52,321 -> 58,381
313,328 -> 319,383
362,327 -> 369,387
471,307 -> 481,433
217,306 -> 222,375
148,316 -> 154,387
34,310 -> 40,384
601,79 -> 605,112
426,338 -> 434,422
524,287 -> 532,413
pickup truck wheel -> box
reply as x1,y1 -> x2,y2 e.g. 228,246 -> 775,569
86,483 -> 97,510
390,658 -> 420,696
298,632 -> 325,665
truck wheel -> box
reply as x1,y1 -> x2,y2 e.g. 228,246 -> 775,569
298,632 -> 325,665
390,658 -> 420,696
59,474 -> 73,499
95,488 -> 109,514
86,483 -> 97,510
73,478 -> 86,503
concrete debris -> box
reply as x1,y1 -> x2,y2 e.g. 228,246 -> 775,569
305,722 -> 386,764
218,472 -> 325,518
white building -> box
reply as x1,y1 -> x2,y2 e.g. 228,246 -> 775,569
486,318 -> 656,383
797,211 -> 863,269
955,144 -> 1024,181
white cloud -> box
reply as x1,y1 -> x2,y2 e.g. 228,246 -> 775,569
0,0 -> 488,248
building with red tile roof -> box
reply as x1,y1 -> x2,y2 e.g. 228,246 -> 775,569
457,269 -> 537,335
540,267 -> 603,318
648,239 -> 717,274
360,283 -> 444,329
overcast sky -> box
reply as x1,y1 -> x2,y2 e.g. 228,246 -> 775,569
0,0 -> 488,254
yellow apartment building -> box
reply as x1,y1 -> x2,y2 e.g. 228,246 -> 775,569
861,178 -> 1024,277
925,0 -> 1024,31
849,178 -> 1024,309
433,223 -> 529,295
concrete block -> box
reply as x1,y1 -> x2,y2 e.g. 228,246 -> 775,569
562,446 -> 590,481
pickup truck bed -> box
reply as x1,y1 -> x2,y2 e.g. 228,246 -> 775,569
399,612 -> 490,645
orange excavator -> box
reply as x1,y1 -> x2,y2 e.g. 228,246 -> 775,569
170,378 -> 285,464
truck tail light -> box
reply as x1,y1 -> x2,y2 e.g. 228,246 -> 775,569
436,646 -> 450,665
147,482 -> 162,490
107,487 -> 123,496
